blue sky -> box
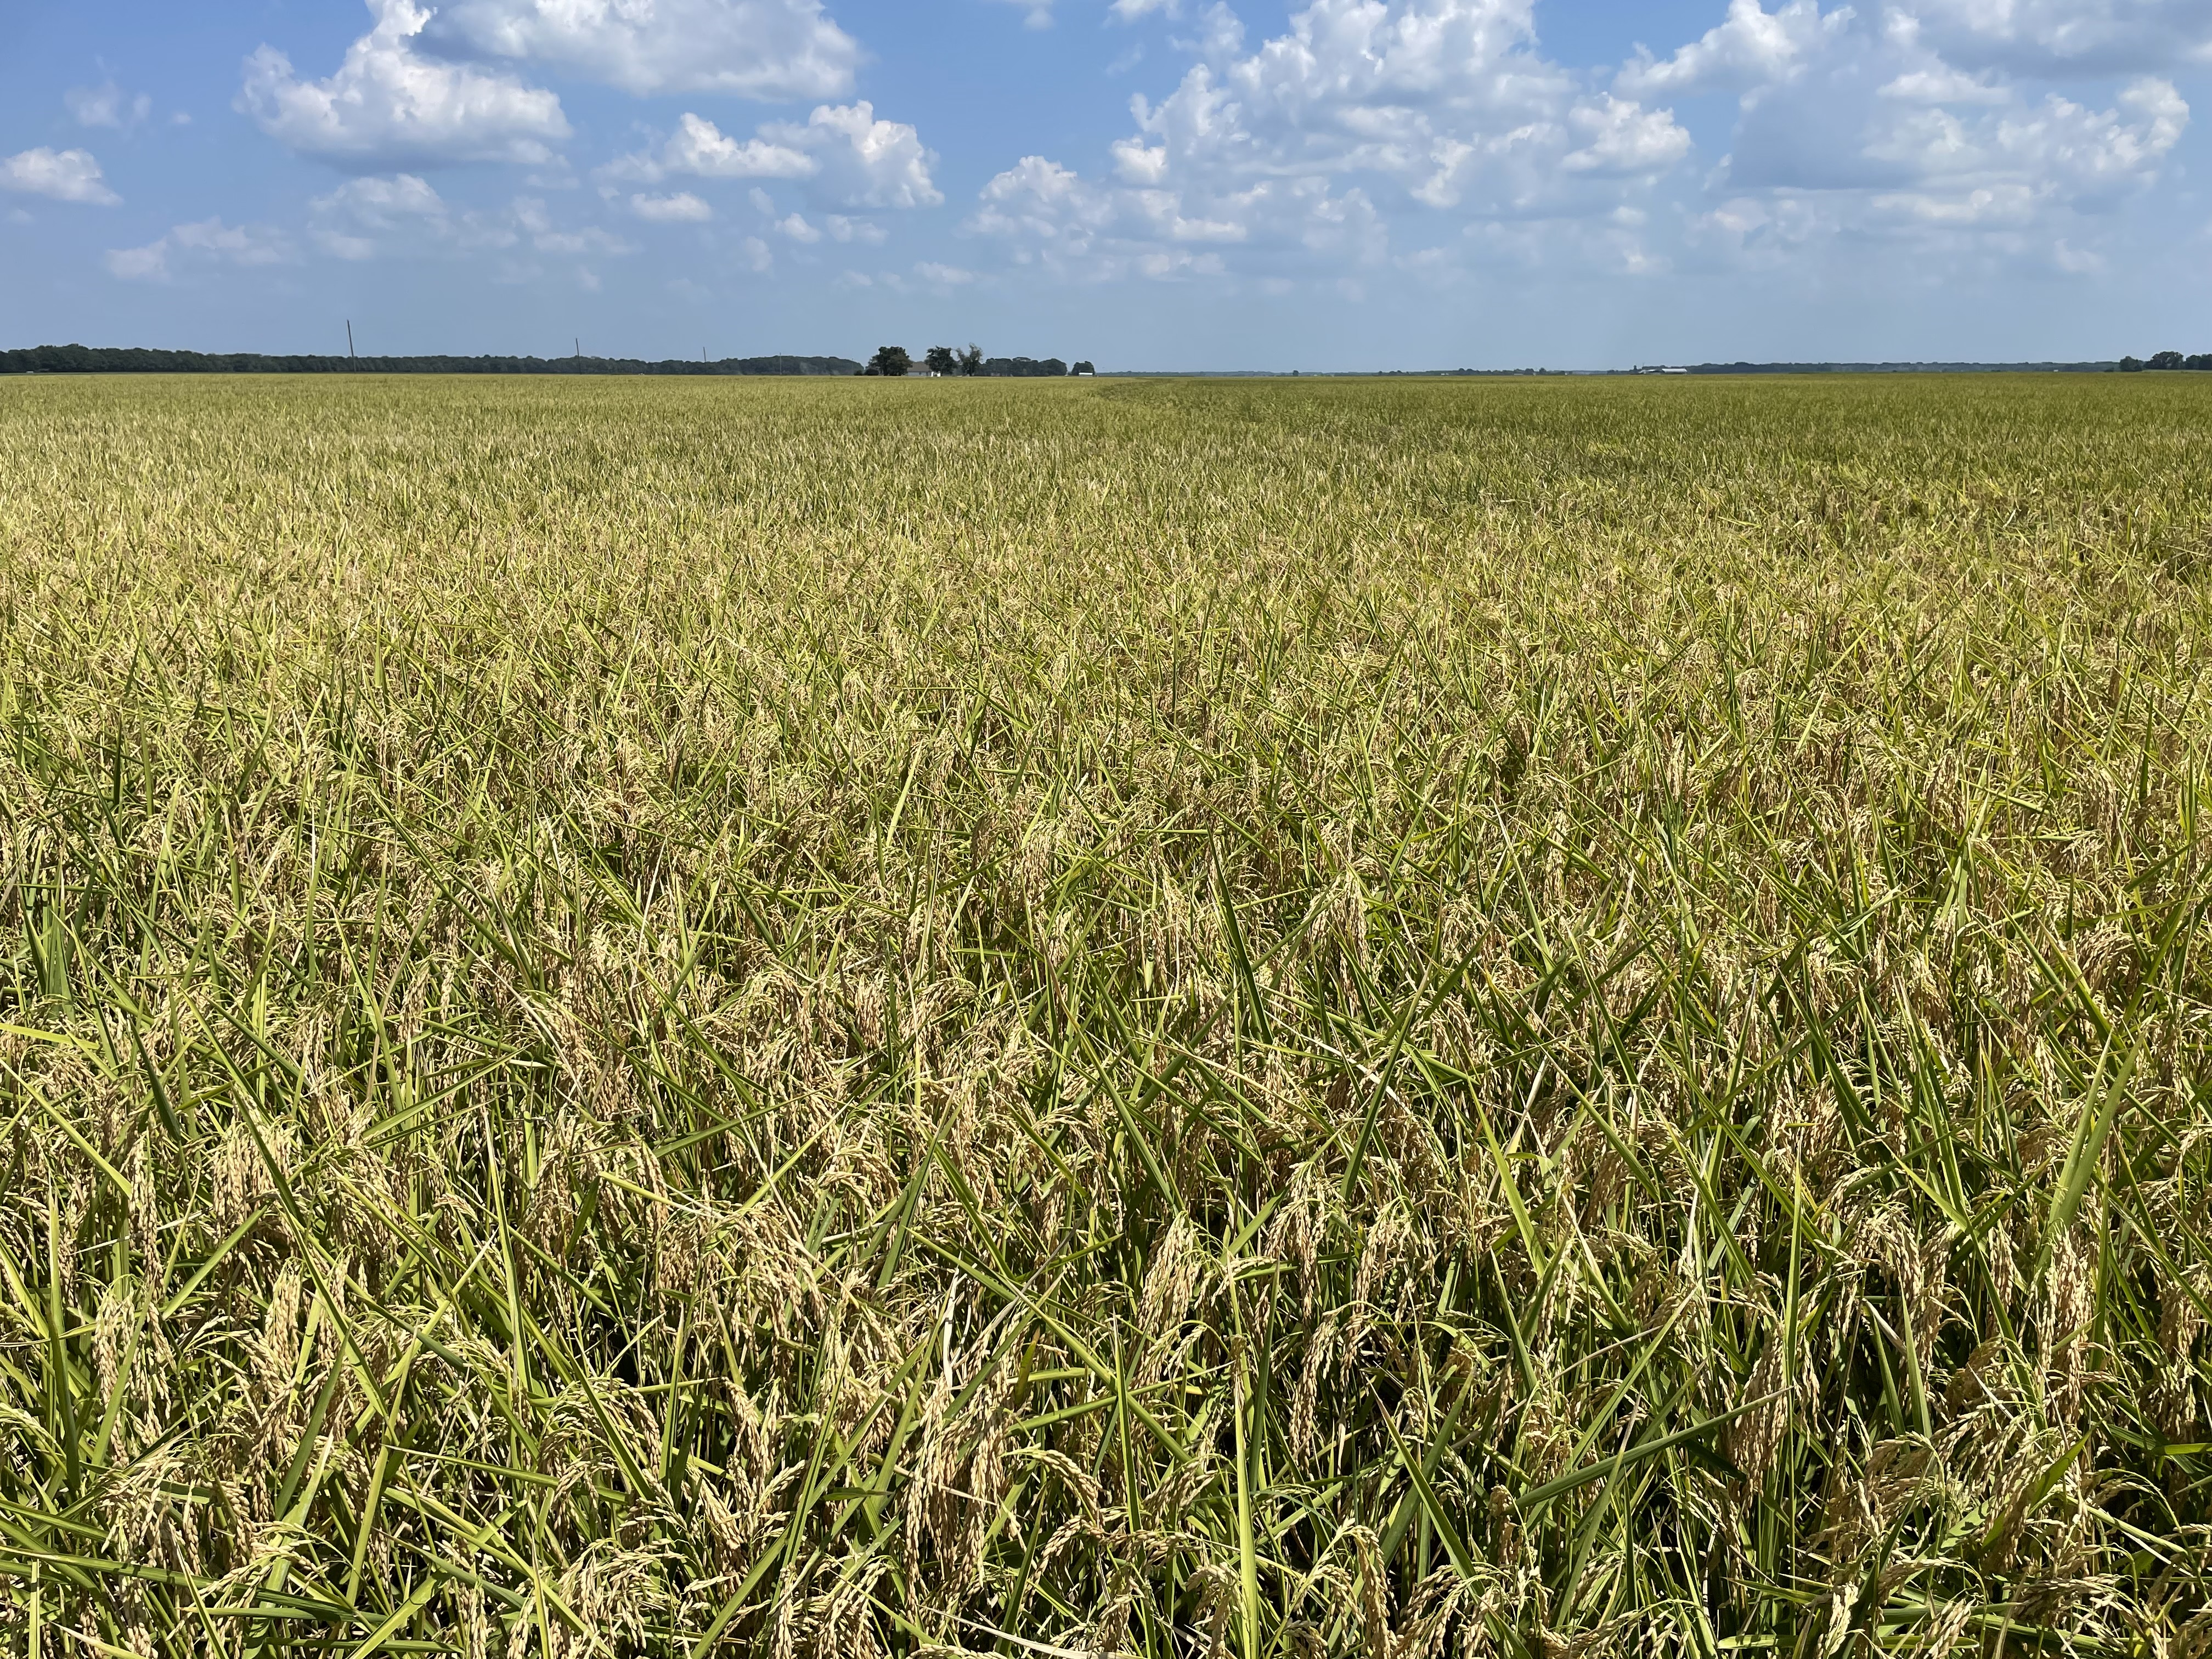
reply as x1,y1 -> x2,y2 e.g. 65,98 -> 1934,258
3,0 -> 2207,369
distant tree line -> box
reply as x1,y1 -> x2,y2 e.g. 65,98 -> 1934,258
1678,361 -> 2120,375
864,345 -> 1095,377
2118,352 -> 2212,371
3,341 -> 1105,380
0,344 -> 864,376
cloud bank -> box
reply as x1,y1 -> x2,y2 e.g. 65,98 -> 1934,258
968,0 -> 2193,286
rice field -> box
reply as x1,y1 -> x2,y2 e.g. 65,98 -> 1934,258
0,371 -> 2208,1656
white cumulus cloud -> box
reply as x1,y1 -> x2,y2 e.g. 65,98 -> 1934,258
533,225 -> 635,255
240,0 -> 569,168
1564,95 -> 1697,176
105,219 -> 297,282
304,176 -> 638,272
631,191 -> 713,222
1617,0 -> 1847,98
608,112 -> 814,182
786,103 -> 940,208
603,103 -> 940,209
1,147 -> 120,205
424,0 -> 859,99
102,244 -> 170,282
512,196 -> 635,256
308,173 -> 525,257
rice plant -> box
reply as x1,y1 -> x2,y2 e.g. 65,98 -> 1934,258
0,371 -> 2208,1655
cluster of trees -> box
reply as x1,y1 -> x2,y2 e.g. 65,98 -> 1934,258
2119,352 -> 2212,371
864,346 -> 1095,377
0,344 -> 863,376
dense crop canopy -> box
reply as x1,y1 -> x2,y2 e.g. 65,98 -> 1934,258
0,374 -> 2208,1655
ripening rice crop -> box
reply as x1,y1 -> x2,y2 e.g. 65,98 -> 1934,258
0,371 -> 2208,1657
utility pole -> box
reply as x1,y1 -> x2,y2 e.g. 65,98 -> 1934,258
346,320 -> 355,359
